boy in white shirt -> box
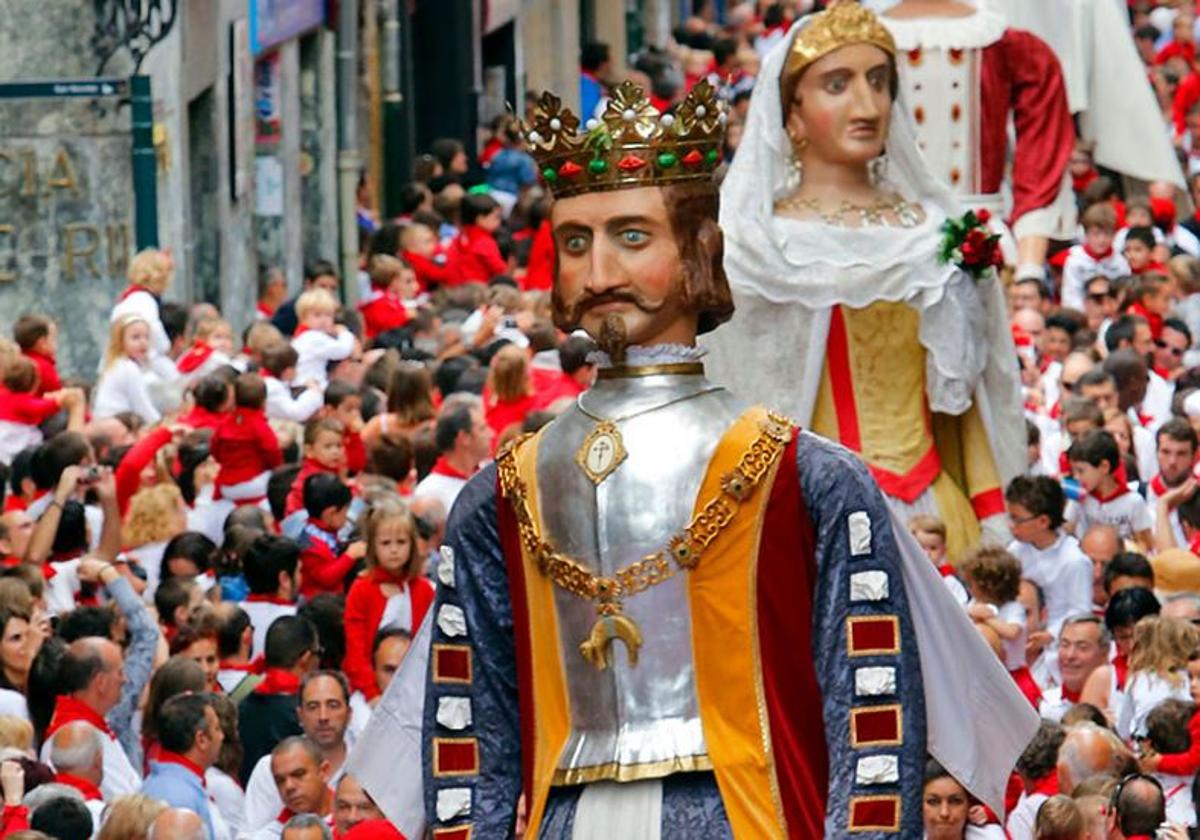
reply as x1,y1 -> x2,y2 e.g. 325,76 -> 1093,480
1061,203 -> 1130,311
1067,430 -> 1154,552
1005,475 -> 1093,640
290,288 -> 354,388
260,342 -> 323,423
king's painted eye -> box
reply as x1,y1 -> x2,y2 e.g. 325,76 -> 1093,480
563,234 -> 588,253
620,230 -> 648,245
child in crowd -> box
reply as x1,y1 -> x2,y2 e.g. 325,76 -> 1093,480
1125,272 -> 1171,339
1061,203 -> 1130,310
1123,226 -> 1159,274
285,417 -> 348,517
296,473 -> 365,600
1117,615 -> 1198,740
1141,699 -> 1199,828
1140,649 -> 1200,779
484,344 -> 536,449
260,341 -> 322,423
92,314 -> 161,423
1005,476 -> 1092,639
323,381 -> 367,475
1067,430 -> 1153,552
449,193 -> 507,284
179,374 -> 233,432
211,373 -> 282,504
176,317 -> 235,381
401,220 -> 457,289
0,357 -> 84,464
342,497 -> 435,700
960,546 -> 1035,707
908,514 -> 967,605
12,314 -> 61,395
290,289 -> 354,388
357,255 -> 413,341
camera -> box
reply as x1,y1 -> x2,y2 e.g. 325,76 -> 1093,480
79,466 -> 102,484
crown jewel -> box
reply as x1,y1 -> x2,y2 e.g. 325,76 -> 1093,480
524,79 -> 727,199
785,3 -> 897,80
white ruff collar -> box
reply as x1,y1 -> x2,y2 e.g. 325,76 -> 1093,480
590,343 -> 707,369
881,7 -> 1007,50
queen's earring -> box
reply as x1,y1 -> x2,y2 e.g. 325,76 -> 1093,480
870,154 -> 889,186
788,136 -> 809,192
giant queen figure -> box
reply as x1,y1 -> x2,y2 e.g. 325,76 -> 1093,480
418,19 -> 1036,839
707,3 -> 1027,562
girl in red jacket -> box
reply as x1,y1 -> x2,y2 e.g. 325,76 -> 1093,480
342,497 -> 434,702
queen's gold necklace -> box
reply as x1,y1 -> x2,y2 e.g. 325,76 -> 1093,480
774,191 -> 922,228
573,384 -> 725,485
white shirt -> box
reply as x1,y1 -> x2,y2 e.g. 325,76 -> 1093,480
206,767 -> 247,838
1117,670 -> 1191,740
238,600 -> 297,660
1158,772 -> 1197,827
413,472 -> 468,519
290,328 -> 354,388
43,558 -> 82,618
1141,372 -> 1174,435
1067,488 -> 1153,543
125,540 -> 167,603
92,358 -> 162,423
264,376 -> 323,423
1133,424 -> 1158,484
1036,684 -> 1075,723
41,719 -> 141,800
1006,789 -> 1049,840
111,289 -> 170,357
1009,534 -> 1092,639
1060,245 -> 1130,310
996,600 -> 1029,671
1146,477 -> 1189,548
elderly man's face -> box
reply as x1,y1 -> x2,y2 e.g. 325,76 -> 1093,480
272,746 -> 330,816
1058,621 -> 1108,690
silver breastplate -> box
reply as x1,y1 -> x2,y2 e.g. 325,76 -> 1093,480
533,371 -> 747,783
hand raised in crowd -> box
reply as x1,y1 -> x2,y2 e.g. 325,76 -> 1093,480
1160,478 -> 1197,511
345,540 -> 368,562
0,760 -> 23,807
54,464 -> 85,503
77,558 -> 120,586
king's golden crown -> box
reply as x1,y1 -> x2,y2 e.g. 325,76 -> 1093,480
523,79 -> 726,199
785,3 -> 896,81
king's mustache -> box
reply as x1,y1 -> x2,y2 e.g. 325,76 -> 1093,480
561,289 -> 668,322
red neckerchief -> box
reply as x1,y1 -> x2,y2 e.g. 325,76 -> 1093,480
1062,684 -> 1082,704
430,456 -> 472,480
244,593 -> 293,606
370,567 -> 409,586
1031,771 -> 1059,797
1048,400 -> 1062,421
1113,651 -> 1129,691
1189,531 -> 1200,556
41,562 -> 57,581
1083,244 -> 1114,261
177,341 -> 214,374
156,751 -> 207,786
937,564 -> 956,578
2,495 -> 26,513
46,696 -> 114,739
1073,168 -> 1099,194
257,301 -> 275,318
293,324 -> 312,337
54,772 -> 103,801
1151,474 -> 1170,497
254,667 -> 301,696
219,658 -> 263,673
1089,480 -> 1130,504
118,284 -> 154,302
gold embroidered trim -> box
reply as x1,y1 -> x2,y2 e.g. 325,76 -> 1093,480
550,753 -> 714,786
497,412 -> 794,623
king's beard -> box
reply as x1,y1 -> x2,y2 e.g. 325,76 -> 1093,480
597,313 -> 629,366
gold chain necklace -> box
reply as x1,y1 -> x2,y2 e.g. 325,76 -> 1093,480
498,412 -> 794,670
773,192 -> 922,228
573,386 -> 725,485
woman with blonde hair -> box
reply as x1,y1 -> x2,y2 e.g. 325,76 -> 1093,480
92,315 -> 160,423
97,793 -> 167,840
123,484 -> 188,596
1117,615 -> 1200,740
111,249 -> 173,358
483,344 -> 535,449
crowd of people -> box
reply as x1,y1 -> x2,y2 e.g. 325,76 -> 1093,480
11,0 -> 1200,839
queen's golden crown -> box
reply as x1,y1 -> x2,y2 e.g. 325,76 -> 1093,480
523,79 -> 726,199
785,3 -> 896,81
